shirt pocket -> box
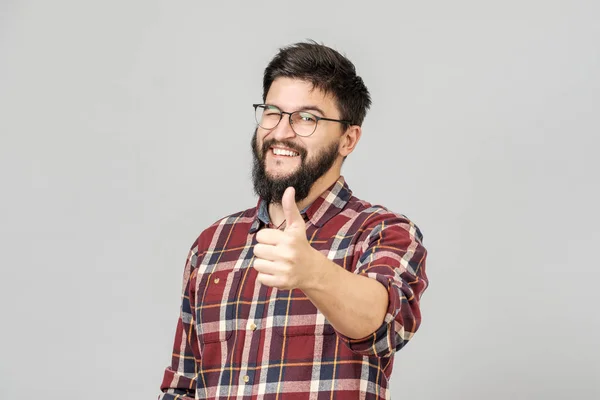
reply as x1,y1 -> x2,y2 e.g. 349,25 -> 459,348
273,289 -> 335,337
195,269 -> 242,344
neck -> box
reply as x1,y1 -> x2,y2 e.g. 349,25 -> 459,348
268,167 -> 342,227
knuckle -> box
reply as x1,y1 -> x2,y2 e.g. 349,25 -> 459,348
281,251 -> 293,263
287,248 -> 298,260
283,234 -> 296,245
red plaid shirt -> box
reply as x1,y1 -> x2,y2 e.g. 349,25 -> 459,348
159,176 -> 428,399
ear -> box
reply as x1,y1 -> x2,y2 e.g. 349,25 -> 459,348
339,125 -> 362,157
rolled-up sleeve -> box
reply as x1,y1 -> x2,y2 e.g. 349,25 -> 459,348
159,247 -> 201,400
338,215 -> 428,358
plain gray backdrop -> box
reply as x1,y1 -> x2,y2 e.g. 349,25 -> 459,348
1,1 -> 599,399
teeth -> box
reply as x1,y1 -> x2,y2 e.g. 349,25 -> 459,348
273,148 -> 299,157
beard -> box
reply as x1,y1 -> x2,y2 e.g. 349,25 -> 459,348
251,129 -> 340,205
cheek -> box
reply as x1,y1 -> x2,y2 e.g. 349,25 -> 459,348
257,126 -> 271,136
254,132 -> 266,153
257,129 -> 272,146
304,142 -> 325,160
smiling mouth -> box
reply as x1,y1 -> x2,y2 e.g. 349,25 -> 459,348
271,147 -> 300,157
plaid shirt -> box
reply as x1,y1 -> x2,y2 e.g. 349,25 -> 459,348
159,176 -> 428,400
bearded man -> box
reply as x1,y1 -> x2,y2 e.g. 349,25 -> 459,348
159,41 -> 429,400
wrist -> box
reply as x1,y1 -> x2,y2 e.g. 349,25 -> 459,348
302,248 -> 336,293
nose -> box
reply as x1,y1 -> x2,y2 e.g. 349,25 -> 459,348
268,113 -> 296,141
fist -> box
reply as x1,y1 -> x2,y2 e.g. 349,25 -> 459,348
253,187 -> 318,290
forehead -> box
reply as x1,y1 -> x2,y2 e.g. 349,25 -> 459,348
265,77 -> 338,115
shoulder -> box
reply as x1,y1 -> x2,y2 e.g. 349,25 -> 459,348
344,195 -> 424,243
344,196 -> 427,275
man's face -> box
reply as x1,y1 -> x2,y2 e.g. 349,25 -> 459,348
251,77 -> 345,204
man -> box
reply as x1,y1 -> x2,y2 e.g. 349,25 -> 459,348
159,41 -> 428,400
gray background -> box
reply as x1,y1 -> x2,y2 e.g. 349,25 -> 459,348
1,0 -> 599,399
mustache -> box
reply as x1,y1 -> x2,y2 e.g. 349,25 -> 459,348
261,138 -> 307,159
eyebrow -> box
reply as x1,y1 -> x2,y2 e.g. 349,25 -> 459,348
268,104 -> 327,117
298,105 -> 327,116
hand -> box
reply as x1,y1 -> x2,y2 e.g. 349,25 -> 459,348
253,187 -> 320,290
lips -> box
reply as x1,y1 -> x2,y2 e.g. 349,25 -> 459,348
261,139 -> 306,160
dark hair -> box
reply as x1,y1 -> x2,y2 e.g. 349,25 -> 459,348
262,40 -> 371,127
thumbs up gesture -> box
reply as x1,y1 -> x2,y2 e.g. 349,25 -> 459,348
253,187 -> 320,290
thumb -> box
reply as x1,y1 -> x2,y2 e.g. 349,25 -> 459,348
282,186 -> 304,231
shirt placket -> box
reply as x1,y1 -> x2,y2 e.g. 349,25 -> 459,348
234,235 -> 273,398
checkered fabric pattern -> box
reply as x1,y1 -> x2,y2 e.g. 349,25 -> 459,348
159,176 -> 428,399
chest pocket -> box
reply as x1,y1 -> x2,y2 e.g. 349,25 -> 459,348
195,269 -> 242,343
273,289 -> 335,337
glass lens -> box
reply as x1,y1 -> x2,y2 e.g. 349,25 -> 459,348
290,111 -> 317,136
255,105 -> 281,130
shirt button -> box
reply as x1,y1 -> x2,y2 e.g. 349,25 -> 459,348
249,322 -> 257,331
214,277 -> 220,284
243,375 -> 250,383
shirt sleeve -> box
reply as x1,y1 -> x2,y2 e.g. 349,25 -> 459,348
337,214 -> 428,358
158,246 -> 201,400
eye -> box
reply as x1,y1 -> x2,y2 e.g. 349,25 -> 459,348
297,112 -> 317,123
263,106 -> 281,117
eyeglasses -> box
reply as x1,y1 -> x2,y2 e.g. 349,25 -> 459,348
253,104 -> 353,137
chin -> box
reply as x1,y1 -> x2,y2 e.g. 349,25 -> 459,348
266,171 -> 293,181
266,166 -> 299,179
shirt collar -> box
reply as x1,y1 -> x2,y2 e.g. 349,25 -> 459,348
249,176 -> 353,233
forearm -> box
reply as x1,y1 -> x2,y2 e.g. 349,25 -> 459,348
160,318 -> 198,399
160,253 -> 200,399
302,250 -> 389,339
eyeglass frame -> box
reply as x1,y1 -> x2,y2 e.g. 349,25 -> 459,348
252,103 -> 354,137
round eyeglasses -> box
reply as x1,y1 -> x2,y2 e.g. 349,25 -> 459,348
253,104 -> 353,137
